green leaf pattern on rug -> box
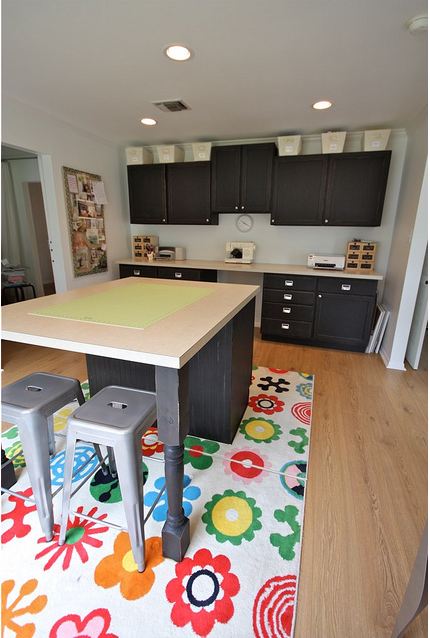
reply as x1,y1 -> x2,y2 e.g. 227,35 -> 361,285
2,426 -> 18,440
5,441 -> 25,468
184,436 -> 220,470
270,505 -> 301,560
288,427 -> 309,454
202,489 -> 262,545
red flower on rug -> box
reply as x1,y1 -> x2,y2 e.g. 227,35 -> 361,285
166,548 -> 240,637
141,427 -> 164,457
1,487 -> 36,543
35,506 -> 109,571
49,608 -> 117,638
248,394 -> 285,415
253,574 -> 297,637
223,448 -> 271,484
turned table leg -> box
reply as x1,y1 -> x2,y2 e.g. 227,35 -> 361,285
155,365 -> 190,561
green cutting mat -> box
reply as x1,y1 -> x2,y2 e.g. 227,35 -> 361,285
31,281 -> 214,329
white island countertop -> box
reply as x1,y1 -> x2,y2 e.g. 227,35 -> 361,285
117,258 -> 384,281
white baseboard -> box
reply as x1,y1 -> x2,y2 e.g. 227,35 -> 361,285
379,347 -> 406,370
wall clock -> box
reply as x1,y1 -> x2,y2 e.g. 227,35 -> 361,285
236,214 -> 254,232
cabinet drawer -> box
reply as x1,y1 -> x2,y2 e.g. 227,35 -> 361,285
263,289 -> 315,305
261,318 -> 313,339
317,277 -> 377,296
263,274 -> 317,291
157,267 -> 201,281
262,302 -> 314,322
119,265 -> 158,278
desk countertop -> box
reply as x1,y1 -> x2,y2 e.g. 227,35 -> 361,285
117,258 -> 383,281
1,278 -> 259,368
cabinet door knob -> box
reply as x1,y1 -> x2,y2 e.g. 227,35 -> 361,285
341,284 -> 351,291
235,205 -> 239,210
206,218 -> 210,222
241,205 -> 245,210
281,323 -> 290,330
283,307 -> 292,314
318,294 -> 322,298
271,219 -> 275,223
162,218 -> 166,222
175,272 -> 182,279
324,219 -> 329,223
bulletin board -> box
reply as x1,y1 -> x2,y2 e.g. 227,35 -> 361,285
62,166 -> 108,277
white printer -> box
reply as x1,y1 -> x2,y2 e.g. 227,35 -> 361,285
307,254 -> 345,270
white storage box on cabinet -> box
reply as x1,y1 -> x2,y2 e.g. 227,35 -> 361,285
276,135 -> 302,156
364,129 -> 391,151
125,147 -> 153,165
153,145 -> 184,163
321,131 -> 346,154
191,142 -> 212,161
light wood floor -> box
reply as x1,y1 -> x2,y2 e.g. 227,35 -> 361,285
1,337 -> 427,638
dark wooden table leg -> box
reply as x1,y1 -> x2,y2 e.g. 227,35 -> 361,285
155,365 -> 190,561
1,447 -> 17,489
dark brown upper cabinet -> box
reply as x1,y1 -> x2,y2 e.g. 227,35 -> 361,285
271,155 -> 328,225
166,162 -> 215,225
211,143 -> 275,213
324,151 -> 391,226
127,164 -> 167,224
270,150 -> 391,227
127,162 -> 217,225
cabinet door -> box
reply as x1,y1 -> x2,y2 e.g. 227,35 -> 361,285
324,151 -> 391,226
167,162 -> 215,224
240,143 -> 274,213
211,146 -> 241,212
314,292 -> 375,350
271,155 -> 328,225
127,165 -> 166,224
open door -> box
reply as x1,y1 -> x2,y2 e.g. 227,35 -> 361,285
406,247 -> 428,369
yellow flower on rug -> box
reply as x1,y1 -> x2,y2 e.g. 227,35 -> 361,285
94,533 -> 164,601
1,578 -> 47,638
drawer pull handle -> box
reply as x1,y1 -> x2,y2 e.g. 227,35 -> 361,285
281,323 -> 290,330
175,272 -> 182,279
283,307 -> 291,314
341,284 -> 351,291
284,293 -> 292,301
133,269 -> 140,276
285,280 -> 294,287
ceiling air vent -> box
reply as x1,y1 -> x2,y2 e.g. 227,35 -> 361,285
153,99 -> 190,113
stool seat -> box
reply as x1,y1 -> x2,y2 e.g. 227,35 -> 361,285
59,385 -> 157,572
2,372 -> 84,420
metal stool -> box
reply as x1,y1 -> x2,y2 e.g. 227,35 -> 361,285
1,372 -> 107,540
59,385 -> 157,572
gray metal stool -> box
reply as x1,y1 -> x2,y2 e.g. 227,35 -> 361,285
59,385 -> 157,572
1,372 -> 107,541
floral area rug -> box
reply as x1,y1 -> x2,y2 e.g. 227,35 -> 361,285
1,367 -> 314,638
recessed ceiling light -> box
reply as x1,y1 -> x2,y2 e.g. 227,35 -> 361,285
312,100 -> 333,110
164,44 -> 192,61
141,118 -> 157,126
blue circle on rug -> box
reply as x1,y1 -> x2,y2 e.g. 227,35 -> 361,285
279,461 -> 307,500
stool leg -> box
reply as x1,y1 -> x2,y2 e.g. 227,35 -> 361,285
18,415 -> 54,541
58,435 -> 77,546
114,436 -> 145,572
47,415 -> 56,456
93,444 -> 109,476
107,448 -> 117,478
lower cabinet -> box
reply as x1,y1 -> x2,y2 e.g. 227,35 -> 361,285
261,273 -> 377,352
119,264 -> 217,282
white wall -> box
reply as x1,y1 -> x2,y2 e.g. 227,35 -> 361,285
125,131 -> 407,291
381,107 -> 428,369
3,95 -> 129,292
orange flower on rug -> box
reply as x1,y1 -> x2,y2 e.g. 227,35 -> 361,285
1,578 -> 47,638
94,533 -> 164,601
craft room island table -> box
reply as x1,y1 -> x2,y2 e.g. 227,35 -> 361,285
1,277 -> 259,561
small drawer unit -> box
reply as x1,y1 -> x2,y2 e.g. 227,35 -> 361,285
346,240 -> 377,272
262,274 -> 317,343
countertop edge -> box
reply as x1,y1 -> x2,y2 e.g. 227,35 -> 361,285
116,258 -> 384,281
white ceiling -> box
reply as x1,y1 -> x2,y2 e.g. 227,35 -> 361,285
2,0 -> 427,146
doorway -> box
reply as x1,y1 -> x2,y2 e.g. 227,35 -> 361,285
1,144 -> 55,302
406,246 -> 428,370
